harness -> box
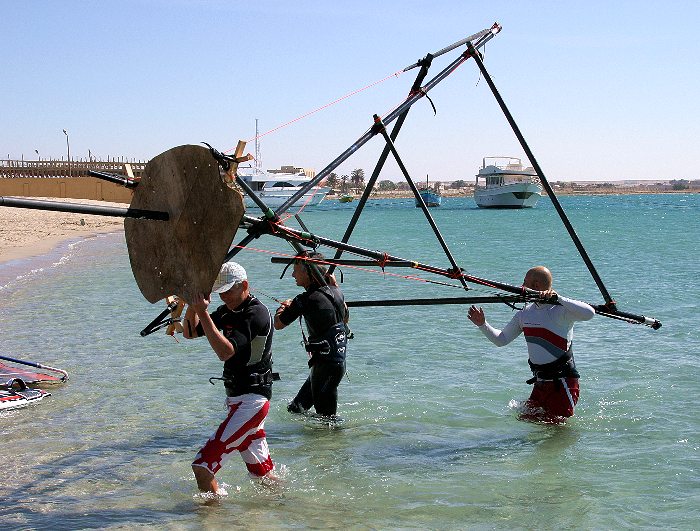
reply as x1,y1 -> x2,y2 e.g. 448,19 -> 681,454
210,299 -> 279,397
526,346 -> 580,384
209,369 -> 281,396
301,287 -> 348,367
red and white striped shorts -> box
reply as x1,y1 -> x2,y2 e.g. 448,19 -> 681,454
192,393 -> 274,478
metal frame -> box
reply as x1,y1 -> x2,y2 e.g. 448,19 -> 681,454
0,23 -> 661,331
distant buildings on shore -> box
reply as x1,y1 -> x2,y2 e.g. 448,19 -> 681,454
0,159 -> 316,181
1,158 -> 697,195
364,178 -> 699,193
550,179 -> 700,193
267,165 -> 316,179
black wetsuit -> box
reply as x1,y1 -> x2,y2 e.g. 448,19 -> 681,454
196,295 -> 275,399
278,284 -> 348,416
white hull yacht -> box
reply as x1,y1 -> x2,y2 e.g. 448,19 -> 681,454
474,157 -> 541,208
238,169 -> 330,210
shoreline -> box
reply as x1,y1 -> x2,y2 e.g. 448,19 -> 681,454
330,188 -> 698,200
1,190 -> 695,267
0,198 -> 124,266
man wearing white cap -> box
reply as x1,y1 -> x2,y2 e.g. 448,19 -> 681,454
182,261 -> 277,494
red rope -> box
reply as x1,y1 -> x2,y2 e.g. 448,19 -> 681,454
375,54 -> 470,127
230,244 -> 466,290
224,70 -> 404,154
279,183 -> 327,222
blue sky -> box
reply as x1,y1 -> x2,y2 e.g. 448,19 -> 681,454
2,1 -> 698,181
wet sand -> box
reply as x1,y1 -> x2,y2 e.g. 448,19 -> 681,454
0,198 -> 124,265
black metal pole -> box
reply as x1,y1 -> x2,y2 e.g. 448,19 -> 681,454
273,257 -> 416,267
88,170 -> 138,189
222,28 -> 501,286
593,305 -> 661,329
0,196 -> 169,221
467,42 -> 615,307
234,173 -> 278,222
346,298 -> 660,329
347,295 -> 525,307
246,213 -> 661,328
224,179 -> 327,286
374,115 -> 469,289
286,214 -> 327,286
403,23 -> 500,71
214,153 -> 279,262
228,29 -> 497,264
328,54 -> 435,276
273,28 -> 500,216
140,299 -> 179,336
242,214 -> 530,295
224,233 -> 257,261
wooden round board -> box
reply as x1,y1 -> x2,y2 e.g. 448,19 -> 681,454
124,144 -> 244,304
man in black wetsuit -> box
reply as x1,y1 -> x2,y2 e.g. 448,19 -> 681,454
274,251 -> 349,418
183,261 -> 277,494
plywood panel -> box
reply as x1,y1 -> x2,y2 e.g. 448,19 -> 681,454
125,144 -> 244,304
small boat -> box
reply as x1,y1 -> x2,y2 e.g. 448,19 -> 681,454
0,355 -> 67,411
0,379 -> 50,411
474,157 -> 541,208
238,120 -> 330,210
416,175 -> 442,207
338,194 -> 354,203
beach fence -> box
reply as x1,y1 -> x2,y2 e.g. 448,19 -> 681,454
0,159 -> 146,203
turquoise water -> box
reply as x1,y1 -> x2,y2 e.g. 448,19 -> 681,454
1,194 -> 698,529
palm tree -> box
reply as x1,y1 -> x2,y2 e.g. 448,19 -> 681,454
326,172 -> 339,190
350,168 -> 365,192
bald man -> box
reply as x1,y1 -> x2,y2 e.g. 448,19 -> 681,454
468,266 -> 594,423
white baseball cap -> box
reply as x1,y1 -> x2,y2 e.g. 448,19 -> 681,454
211,262 -> 247,293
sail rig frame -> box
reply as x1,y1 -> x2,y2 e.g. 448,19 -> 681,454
0,22 -> 662,332
213,25 -> 660,330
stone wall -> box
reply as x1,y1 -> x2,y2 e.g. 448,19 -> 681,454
0,177 -> 133,203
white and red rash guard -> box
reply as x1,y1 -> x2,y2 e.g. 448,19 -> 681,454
478,296 -> 595,365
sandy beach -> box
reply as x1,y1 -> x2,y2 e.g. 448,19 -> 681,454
0,198 -> 124,265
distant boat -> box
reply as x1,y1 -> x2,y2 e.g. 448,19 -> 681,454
416,175 -> 442,207
474,157 -> 541,208
338,194 -> 354,203
238,168 -> 330,209
237,119 -> 330,209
